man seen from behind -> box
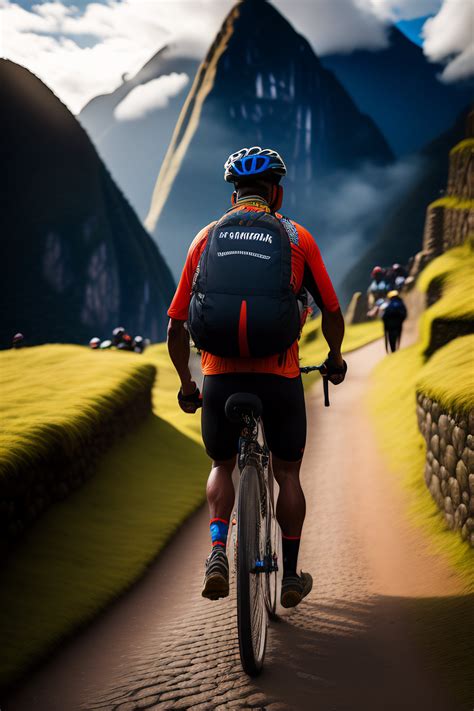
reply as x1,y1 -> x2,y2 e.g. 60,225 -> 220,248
167,147 -> 346,608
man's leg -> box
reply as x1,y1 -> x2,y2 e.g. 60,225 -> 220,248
272,455 -> 305,579
272,455 -> 305,538
389,328 -> 398,352
202,457 -> 235,600
272,455 -> 312,607
206,456 -> 236,523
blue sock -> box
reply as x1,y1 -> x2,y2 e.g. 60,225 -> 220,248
210,518 -> 229,549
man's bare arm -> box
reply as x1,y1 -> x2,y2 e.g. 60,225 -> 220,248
321,307 -> 346,384
321,307 -> 345,364
167,318 -> 196,395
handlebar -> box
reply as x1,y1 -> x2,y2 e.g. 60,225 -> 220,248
300,364 -> 330,407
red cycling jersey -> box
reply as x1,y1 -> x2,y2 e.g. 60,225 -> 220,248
168,201 -> 340,378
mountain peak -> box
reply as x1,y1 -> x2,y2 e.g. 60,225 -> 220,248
145,0 -> 392,278
1,59 -> 174,346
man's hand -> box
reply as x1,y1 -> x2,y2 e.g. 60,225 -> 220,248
178,382 -> 202,414
323,351 -> 347,385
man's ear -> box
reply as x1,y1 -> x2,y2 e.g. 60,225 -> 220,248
271,185 -> 283,212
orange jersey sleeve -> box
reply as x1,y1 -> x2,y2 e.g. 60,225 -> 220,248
290,221 -> 340,312
167,225 -> 212,321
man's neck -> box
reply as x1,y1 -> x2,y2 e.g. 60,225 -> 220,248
235,195 -> 271,211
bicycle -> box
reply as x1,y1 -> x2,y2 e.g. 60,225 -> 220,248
225,364 -> 330,676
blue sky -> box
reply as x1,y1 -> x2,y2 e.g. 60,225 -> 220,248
396,15 -> 432,44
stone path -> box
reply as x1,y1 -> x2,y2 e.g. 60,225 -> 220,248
6,337 -> 469,711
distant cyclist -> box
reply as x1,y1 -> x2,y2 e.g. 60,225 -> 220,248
12,332 -> 25,349
367,266 -> 389,307
167,147 -> 346,608
383,290 -> 407,353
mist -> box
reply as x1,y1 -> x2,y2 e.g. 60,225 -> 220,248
313,157 -> 424,290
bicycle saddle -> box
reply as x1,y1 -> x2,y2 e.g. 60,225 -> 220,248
225,393 -> 263,422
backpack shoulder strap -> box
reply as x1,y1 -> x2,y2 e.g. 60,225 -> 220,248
191,219 -> 219,293
278,215 -> 299,246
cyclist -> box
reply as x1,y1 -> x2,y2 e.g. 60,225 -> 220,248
367,265 -> 389,307
382,290 -> 407,353
167,147 -> 346,608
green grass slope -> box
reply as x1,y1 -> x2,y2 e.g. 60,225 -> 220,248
417,335 -> 474,416
369,250 -> 474,706
370,335 -> 474,705
0,345 -> 208,691
0,319 -> 384,690
370,243 -> 474,571
417,240 -> 474,354
0,345 -> 155,477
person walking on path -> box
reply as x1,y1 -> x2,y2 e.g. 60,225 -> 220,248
167,146 -> 346,608
383,290 -> 408,353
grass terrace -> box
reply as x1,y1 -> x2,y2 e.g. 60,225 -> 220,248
417,335 -> 474,417
0,345 -> 208,691
0,314 -> 389,689
417,240 -> 474,355
369,336 -> 474,705
0,344 -> 155,479
369,247 -> 474,707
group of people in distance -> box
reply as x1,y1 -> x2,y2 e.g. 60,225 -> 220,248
367,264 -> 408,353
89,327 -> 149,353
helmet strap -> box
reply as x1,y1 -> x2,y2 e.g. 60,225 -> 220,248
231,191 -> 237,206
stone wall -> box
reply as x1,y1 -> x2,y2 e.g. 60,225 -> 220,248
345,291 -> 369,325
416,393 -> 474,547
0,367 -> 156,557
409,133 -> 473,278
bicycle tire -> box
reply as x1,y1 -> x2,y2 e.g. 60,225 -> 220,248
264,466 -> 280,618
237,464 -> 267,676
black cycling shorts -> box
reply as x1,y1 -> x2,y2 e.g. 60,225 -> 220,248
201,373 -> 306,462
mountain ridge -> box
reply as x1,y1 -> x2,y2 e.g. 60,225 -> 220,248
0,59 -> 175,348
146,0 -> 393,280
321,25 -> 473,156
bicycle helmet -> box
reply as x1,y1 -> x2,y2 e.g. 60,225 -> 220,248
387,290 -> 399,298
224,146 -> 286,184
133,335 -> 145,353
12,332 -> 24,348
112,326 -> 125,345
371,266 -> 383,278
89,337 -> 101,349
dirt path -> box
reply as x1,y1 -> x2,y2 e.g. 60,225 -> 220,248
6,335 -> 469,711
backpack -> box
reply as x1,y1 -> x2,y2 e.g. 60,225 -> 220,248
188,208 -> 301,358
383,298 -> 407,324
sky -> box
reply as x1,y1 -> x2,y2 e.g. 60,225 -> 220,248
0,0 -> 472,113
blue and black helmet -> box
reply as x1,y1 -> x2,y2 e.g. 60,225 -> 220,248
224,146 -> 287,184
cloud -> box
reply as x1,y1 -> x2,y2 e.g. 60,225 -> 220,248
114,73 -> 190,121
272,0 -> 442,54
422,0 -> 474,81
314,158 -> 423,284
273,0 -> 389,54
0,0 -> 233,113
0,0 -> 455,114
368,0 -> 441,20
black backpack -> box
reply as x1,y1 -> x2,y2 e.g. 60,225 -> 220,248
188,208 -> 301,358
383,298 -> 407,324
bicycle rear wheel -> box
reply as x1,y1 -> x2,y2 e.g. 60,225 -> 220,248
264,466 -> 280,618
237,464 -> 267,676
